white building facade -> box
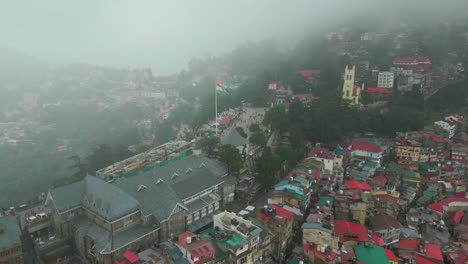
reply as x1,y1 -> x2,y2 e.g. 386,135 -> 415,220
377,71 -> 394,89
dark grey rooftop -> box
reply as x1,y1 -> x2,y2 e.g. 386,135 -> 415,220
301,222 -> 334,234
0,216 -> 22,252
112,154 -> 227,220
70,217 -> 158,254
49,154 -> 227,223
50,176 -> 140,222
221,128 -> 248,147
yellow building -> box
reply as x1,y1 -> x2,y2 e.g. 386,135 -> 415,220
342,65 -> 363,106
394,138 -> 422,164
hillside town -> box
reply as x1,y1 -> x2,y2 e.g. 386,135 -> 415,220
3,9 -> 468,264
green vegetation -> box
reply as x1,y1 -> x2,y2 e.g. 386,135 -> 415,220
249,132 -> 267,148
218,144 -> 243,177
255,147 -> 281,188
235,127 -> 247,138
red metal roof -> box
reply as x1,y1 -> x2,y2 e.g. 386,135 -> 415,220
425,244 -> 443,262
372,232 -> 385,246
368,87 -> 391,94
177,232 -> 216,258
441,197 -> 468,206
334,220 -> 368,243
370,175 -> 387,184
123,250 -> 138,263
308,147 -> 334,159
303,242 -> 337,261
427,202 -> 444,214
347,139 -> 382,153
257,204 -> 295,221
394,57 -> 430,64
384,249 -> 398,262
451,210 -> 465,224
296,70 -> 316,81
218,117 -> 231,125
344,180 -> 371,191
292,93 -> 317,101
416,255 -> 438,264
397,240 -> 419,251
375,194 -> 399,204
419,131 -> 446,143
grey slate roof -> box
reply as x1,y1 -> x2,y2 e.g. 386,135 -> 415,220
221,128 -> 248,147
0,216 -> 22,252
112,154 -> 227,220
70,217 -> 157,254
50,176 -> 140,222
49,180 -> 85,212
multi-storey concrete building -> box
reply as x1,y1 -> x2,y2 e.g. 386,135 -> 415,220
394,137 -> 422,164
46,154 -> 234,264
377,71 -> 394,89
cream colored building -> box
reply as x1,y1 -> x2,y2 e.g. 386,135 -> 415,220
342,65 -> 363,106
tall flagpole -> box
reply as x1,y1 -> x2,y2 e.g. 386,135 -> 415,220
215,83 -> 218,136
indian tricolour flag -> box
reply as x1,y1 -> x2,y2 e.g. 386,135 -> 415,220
215,82 -> 228,95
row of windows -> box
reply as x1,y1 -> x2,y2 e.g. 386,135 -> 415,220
183,186 -> 218,204
186,202 -> 219,225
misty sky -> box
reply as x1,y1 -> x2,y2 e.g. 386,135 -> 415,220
1,0 -> 467,74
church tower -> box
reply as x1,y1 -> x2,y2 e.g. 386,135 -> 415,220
342,65 -> 362,106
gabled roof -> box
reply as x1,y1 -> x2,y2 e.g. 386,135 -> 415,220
347,139 -> 382,153
427,202 -> 444,214
308,147 -> 334,159
221,128 -> 247,147
372,233 -> 385,246
416,255 -> 438,264
384,249 -> 398,262
425,243 -> 443,262
344,180 -> 371,191
370,214 -> 402,231
441,197 -> 468,207
296,70 -> 316,80
419,131 -> 446,143
354,243 -> 389,264
334,220 -> 368,242
113,155 -> 227,220
50,176 -> 140,221
451,210 -> 464,224
375,194 -> 399,204
397,239 -> 419,251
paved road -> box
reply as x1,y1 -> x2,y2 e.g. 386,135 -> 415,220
233,107 -> 267,137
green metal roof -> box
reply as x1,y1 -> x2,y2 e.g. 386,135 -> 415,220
317,196 -> 334,207
354,244 -> 389,264
294,177 -> 309,186
222,233 -> 246,248
284,188 -> 307,201
200,228 -> 227,261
